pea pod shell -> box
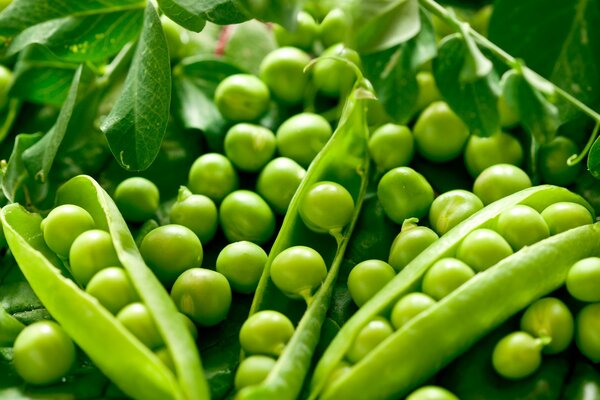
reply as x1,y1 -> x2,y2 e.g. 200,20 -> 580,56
0,304 -> 24,346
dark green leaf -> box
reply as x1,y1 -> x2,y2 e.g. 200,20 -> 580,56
100,2 -> 171,171
502,69 -> 560,144
223,20 -> 276,75
489,0 -> 600,117
588,136 -> 600,179
21,66 -> 88,184
456,19 -> 492,82
234,0 -> 298,28
157,0 -> 206,32
9,45 -> 78,106
362,10 -> 436,123
433,34 -> 500,137
7,10 -> 144,62
346,0 -> 420,53
1,132 -> 42,202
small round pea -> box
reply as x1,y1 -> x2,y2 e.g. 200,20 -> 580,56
312,43 -> 361,98
239,310 -> 295,356
170,268 -> 232,327
346,317 -> 394,363
259,47 -> 311,105
576,303 -> 600,362
319,8 -> 350,48
388,224 -> 439,272
421,258 -> 475,300
41,204 -> 95,258
377,167 -> 434,225
140,224 -> 203,285
541,202 -> 594,236
566,257 -> 600,302
154,347 -> 175,372
322,361 -> 352,393
169,188 -> 218,244
188,153 -> 239,203
86,267 -> 138,315
276,113 -> 333,168
414,71 -> 442,113
219,190 -> 276,245
496,205 -> 550,251
299,181 -> 355,234
69,229 -> 121,286
463,131 -> 524,178
117,302 -> 163,349
113,177 -> 160,223
368,124 -> 414,172
539,136 -> 581,186
13,321 -> 76,385
390,292 -> 436,330
270,246 -> 327,301
520,297 -> 574,354
224,123 -> 277,172
214,74 -> 270,122
473,164 -> 532,205
347,260 -> 396,307
492,331 -> 543,380
456,228 -> 513,272
234,355 -> 277,391
256,157 -> 306,214
216,241 -> 267,294
273,11 -> 318,50
428,190 -> 484,236
406,386 -> 459,400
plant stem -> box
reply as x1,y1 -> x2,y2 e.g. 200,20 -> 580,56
418,0 -> 600,123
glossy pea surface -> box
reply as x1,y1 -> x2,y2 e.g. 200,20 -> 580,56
347,260 -> 396,307
216,241 -> 267,294
496,205 -> 550,251
576,303 -> 600,363
421,258 -> 475,300
456,228 -> 513,272
113,177 -> 159,223
276,113 -> 332,168
377,167 -> 434,225
388,225 -> 439,272
270,246 -> 327,301
42,204 -> 95,258
473,164 -> 532,205
86,267 -> 138,315
492,331 -> 543,380
346,317 -> 394,364
239,310 -> 294,356
541,202 -> 594,235
224,123 -> 276,172
390,293 -> 436,330
299,181 -> 354,234
219,190 -> 276,245
256,157 -> 306,214
566,257 -> 600,302
520,297 -> 574,354
116,302 -> 164,349
69,229 -> 120,286
188,153 -> 239,203
429,190 -> 484,236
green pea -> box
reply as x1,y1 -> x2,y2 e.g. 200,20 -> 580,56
463,131 -> 524,178
234,355 -> 277,391
473,164 -> 532,205
541,202 -> 594,236
520,297 -> 574,354
214,74 -> 270,122
140,224 -> 203,285
216,241 -> 267,294
170,268 -> 232,327
224,123 -> 277,172
86,267 -> 138,315
388,222 -> 439,272
239,310 -> 295,356
421,258 -> 475,300
273,11 -> 318,50
322,361 -> 352,393
576,303 -> 600,363
566,257 -> 600,302
390,292 -> 436,330
188,153 -> 239,203
429,190 -> 484,236
169,189 -> 219,244
377,167 -> 434,225
69,229 -> 121,286
496,205 -> 550,251
13,321 -> 76,386
270,246 -> 327,302
347,260 -> 396,307
492,331 -> 543,380
414,71 -> 442,113
368,124 -> 414,172
299,181 -> 355,235
406,386 -> 459,400
276,113 -> 333,168
179,312 -> 198,341
41,204 -> 95,258
154,347 -> 175,372
256,157 -> 306,215
0,64 -> 13,111
259,47 -> 311,105
219,190 -> 276,245
539,136 -> 581,186
312,44 -> 361,98
346,317 -> 394,364
113,177 -> 160,223
456,228 -> 513,272
498,93 -> 519,128
116,302 -> 164,350
319,8 -> 350,48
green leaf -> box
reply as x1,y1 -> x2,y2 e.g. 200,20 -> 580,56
0,99 -> 21,144
223,20 -> 276,75
9,45 -> 79,106
433,34 -> 500,137
489,0 -> 600,117
456,19 -> 492,82
21,66 -> 88,184
362,10 -> 436,123
7,10 -> 144,62
588,136 -> 600,179
100,2 -> 171,171
1,132 -> 42,202
346,0 -> 420,54
157,0 -> 206,32
234,0 -> 299,28
502,69 -> 560,144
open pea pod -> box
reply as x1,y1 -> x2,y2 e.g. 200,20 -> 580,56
237,76 -> 375,400
311,185 -> 599,399
1,175 -> 208,400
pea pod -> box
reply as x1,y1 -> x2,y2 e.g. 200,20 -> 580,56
236,74 -> 374,400
311,185 -> 598,399
1,175 -> 208,400
0,305 -> 24,346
